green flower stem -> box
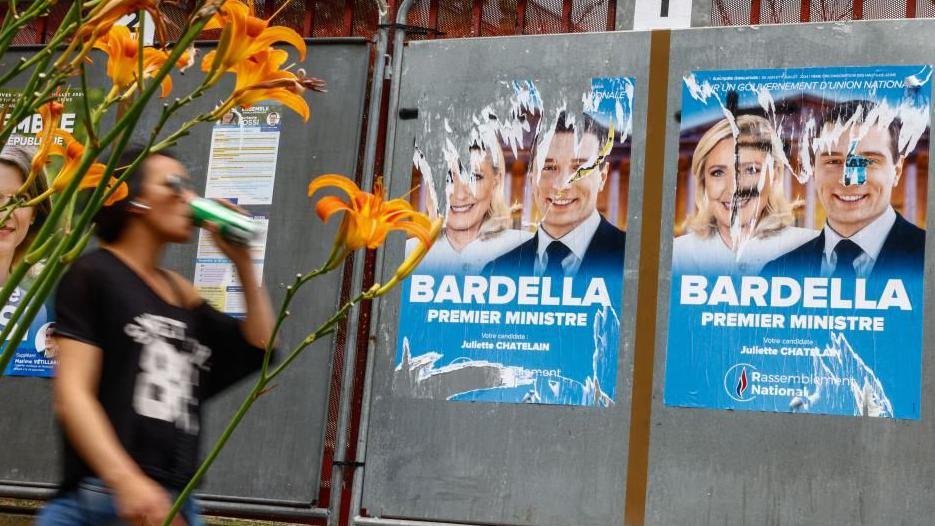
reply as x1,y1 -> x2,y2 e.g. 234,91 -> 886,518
0,20 -> 68,143
149,115 -> 210,153
163,284 -> 376,526
0,257 -> 41,367
0,2 -> 79,89
147,77 -> 223,154
0,119 -> 132,374
24,229 -> 58,264
267,288 -> 374,381
0,53 -> 62,149
0,3 -> 215,380
0,232 -> 66,374
260,266 -> 338,374
261,272 -> 313,372
0,198 -> 24,228
78,64 -> 98,147
0,127 -> 141,377
21,8 -> 211,256
163,381 -> 263,526
5,0 -> 209,175
0,0 -> 57,66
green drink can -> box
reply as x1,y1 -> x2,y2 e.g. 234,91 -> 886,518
189,197 -> 260,246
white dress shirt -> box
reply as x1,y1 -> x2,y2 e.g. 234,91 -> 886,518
533,210 -> 602,276
405,228 -> 532,274
820,206 -> 896,278
672,226 -> 818,275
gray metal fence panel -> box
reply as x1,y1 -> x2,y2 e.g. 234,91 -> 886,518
616,0 -> 636,29
361,31 -> 651,526
693,0 -> 715,27
0,39 -> 371,507
0,46 -> 84,492
647,19 -> 935,526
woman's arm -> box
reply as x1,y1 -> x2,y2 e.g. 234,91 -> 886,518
171,219 -> 275,349
204,202 -> 274,348
54,338 -> 184,525
228,255 -> 275,348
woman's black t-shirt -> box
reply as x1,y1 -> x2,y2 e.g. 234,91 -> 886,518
54,249 -> 265,490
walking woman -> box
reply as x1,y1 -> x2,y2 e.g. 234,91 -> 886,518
38,147 -> 275,526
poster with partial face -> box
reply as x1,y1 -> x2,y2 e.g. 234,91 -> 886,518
394,78 -> 633,406
1,88 -> 87,378
664,65 -> 931,418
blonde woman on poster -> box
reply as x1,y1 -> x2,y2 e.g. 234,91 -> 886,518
0,143 -> 54,377
407,139 -> 530,274
672,114 -> 816,274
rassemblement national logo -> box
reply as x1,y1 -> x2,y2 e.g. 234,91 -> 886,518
724,363 -> 756,402
723,362 -> 813,404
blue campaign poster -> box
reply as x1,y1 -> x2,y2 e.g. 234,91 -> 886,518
2,287 -> 55,378
665,65 -> 930,419
394,78 -> 634,406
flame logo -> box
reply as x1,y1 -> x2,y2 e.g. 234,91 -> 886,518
724,363 -> 756,402
736,367 -> 748,397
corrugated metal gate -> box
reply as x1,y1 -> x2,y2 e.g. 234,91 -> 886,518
711,0 -> 928,25
4,0 -> 935,44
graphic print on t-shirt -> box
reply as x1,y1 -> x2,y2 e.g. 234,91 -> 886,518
124,313 -> 212,433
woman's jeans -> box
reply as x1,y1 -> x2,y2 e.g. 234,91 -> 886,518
35,477 -> 203,526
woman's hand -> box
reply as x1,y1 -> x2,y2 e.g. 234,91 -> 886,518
203,199 -> 252,267
113,473 -> 187,526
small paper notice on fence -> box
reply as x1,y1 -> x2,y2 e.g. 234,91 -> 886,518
633,0 -> 692,30
204,103 -> 283,205
193,215 -> 269,316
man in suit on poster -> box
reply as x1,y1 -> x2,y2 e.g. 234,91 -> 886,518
485,111 -> 626,279
764,100 -> 925,280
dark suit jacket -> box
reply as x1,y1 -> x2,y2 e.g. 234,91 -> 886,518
484,216 -> 626,277
762,213 -> 925,279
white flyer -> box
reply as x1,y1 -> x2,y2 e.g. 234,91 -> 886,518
193,215 -> 269,315
203,103 -> 283,205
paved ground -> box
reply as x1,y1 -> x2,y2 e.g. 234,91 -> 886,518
0,500 -> 308,526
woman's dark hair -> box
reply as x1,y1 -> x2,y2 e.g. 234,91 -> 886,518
94,146 -> 179,243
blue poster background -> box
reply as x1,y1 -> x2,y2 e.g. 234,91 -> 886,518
394,77 -> 633,406
664,65 -> 930,419
2,287 -> 54,378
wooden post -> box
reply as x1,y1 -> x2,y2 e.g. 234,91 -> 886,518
623,28 -> 670,526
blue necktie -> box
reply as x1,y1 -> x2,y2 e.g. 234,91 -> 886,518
544,241 -> 572,277
832,239 -> 863,280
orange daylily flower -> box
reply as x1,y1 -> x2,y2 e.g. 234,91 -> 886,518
81,169 -> 130,206
75,0 -> 170,54
201,0 -> 306,84
176,46 -> 198,73
308,175 -> 439,270
27,130 -> 127,207
22,99 -> 64,194
93,25 -> 174,98
208,48 -> 325,122
373,217 -> 443,297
